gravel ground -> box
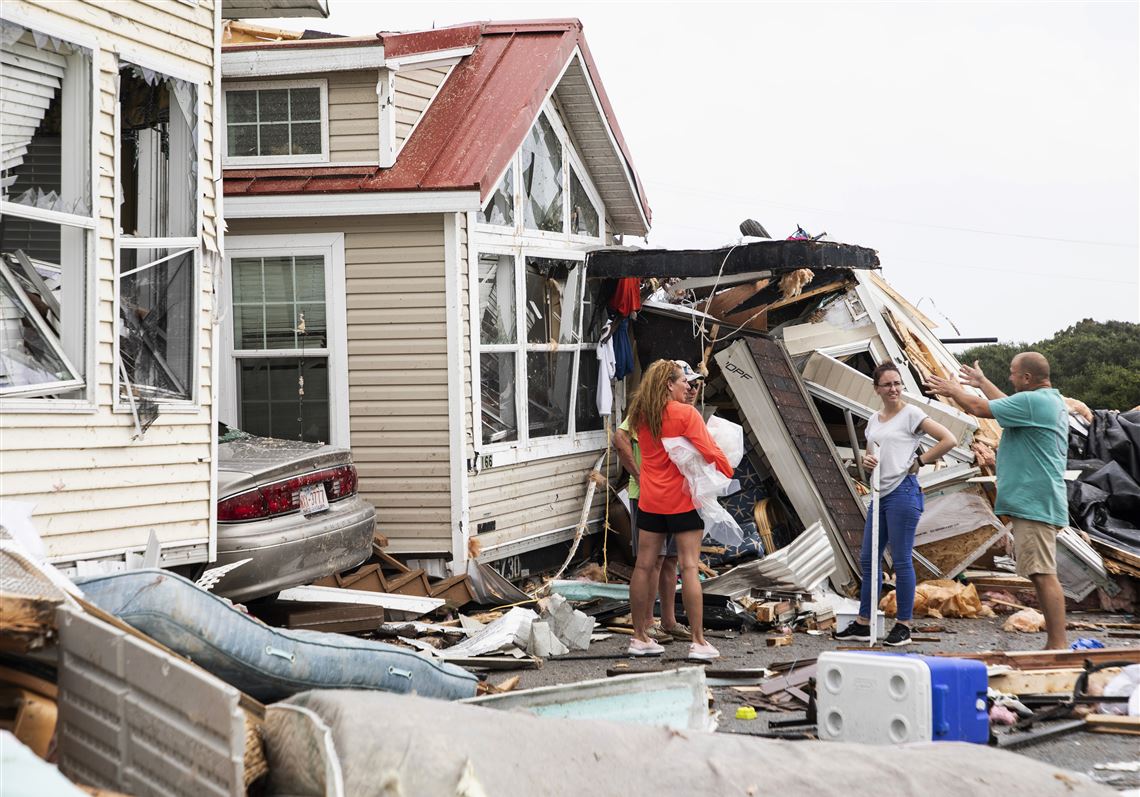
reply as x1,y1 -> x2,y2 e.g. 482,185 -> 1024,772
483,611 -> 1140,790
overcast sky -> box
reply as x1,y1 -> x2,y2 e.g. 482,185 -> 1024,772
261,1 -> 1139,344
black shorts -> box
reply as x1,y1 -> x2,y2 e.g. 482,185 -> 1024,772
638,508 -> 702,535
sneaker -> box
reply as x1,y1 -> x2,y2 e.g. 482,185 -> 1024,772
833,620 -> 872,642
884,623 -> 912,647
662,622 -> 693,642
647,623 -> 675,644
628,638 -> 665,657
687,641 -> 720,661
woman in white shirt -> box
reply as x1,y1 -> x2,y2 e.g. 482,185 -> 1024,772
834,363 -> 958,646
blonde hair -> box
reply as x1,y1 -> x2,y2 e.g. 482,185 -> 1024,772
627,359 -> 681,439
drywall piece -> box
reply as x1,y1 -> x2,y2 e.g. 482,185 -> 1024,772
1056,527 -> 1119,601
715,338 -> 862,593
55,605 -> 247,797
464,667 -> 715,732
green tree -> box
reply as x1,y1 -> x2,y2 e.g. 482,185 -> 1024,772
960,320 -> 1140,410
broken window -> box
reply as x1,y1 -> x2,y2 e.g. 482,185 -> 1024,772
119,64 -> 198,238
482,164 -> 514,227
478,253 -> 516,345
231,254 -> 331,443
570,168 -> 599,237
0,257 -> 81,397
477,250 -> 601,446
1,20 -> 93,400
118,248 -> 195,401
525,257 -> 580,345
521,113 -> 563,233
225,83 -> 325,162
116,60 -> 200,409
480,352 -> 517,444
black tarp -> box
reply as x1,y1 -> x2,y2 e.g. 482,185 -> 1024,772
1067,409 -> 1140,550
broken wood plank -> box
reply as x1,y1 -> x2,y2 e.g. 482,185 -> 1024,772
766,634 -> 793,647
277,585 -> 444,616
1084,714 -> 1140,735
439,655 -> 542,671
0,593 -> 57,653
943,647 -> 1140,670
760,664 -> 817,696
988,667 -> 1121,696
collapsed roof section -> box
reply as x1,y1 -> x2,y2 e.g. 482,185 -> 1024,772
585,239 -> 880,279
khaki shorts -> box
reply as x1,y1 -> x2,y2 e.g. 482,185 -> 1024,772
1011,517 -> 1060,577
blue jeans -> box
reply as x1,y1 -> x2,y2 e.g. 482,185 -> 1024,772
859,475 -> 924,623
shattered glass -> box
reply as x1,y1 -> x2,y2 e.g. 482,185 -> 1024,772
226,86 -> 322,158
570,169 -> 599,237
1,23 -> 92,216
238,357 -> 329,443
0,257 -> 81,397
482,164 -> 514,226
478,253 -> 516,344
521,114 -> 564,233
575,346 -> 604,433
480,352 -> 518,443
118,248 -> 194,400
526,351 -> 572,438
525,257 -> 581,345
119,63 -> 198,238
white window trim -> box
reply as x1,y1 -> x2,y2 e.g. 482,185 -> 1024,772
0,15 -> 100,413
112,53 -> 205,411
470,239 -> 608,466
222,78 -> 330,167
221,233 -> 350,449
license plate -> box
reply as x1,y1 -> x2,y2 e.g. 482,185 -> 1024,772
299,483 -> 329,516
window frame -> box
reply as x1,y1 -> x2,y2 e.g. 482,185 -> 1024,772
112,53 -> 204,411
222,78 -> 330,167
221,233 -> 350,448
475,102 -> 607,246
0,15 -> 99,412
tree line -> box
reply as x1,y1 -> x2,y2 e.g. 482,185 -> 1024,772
959,320 -> 1140,411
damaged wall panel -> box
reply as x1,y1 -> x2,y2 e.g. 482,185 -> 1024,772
715,337 -> 863,594
0,1 -> 220,570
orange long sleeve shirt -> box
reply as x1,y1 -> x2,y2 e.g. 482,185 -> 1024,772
636,401 -> 733,514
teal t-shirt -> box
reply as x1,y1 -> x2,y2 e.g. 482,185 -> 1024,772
989,388 -> 1068,527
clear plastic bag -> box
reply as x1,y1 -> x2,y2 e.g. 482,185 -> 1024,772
662,436 -> 744,547
706,415 -> 744,468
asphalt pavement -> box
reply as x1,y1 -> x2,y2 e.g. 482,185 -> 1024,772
489,610 -> 1139,791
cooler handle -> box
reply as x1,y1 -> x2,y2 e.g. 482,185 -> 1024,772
931,684 -> 950,737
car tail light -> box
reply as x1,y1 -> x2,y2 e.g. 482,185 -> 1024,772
218,464 -> 359,522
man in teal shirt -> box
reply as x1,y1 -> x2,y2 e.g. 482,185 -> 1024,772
926,352 -> 1068,649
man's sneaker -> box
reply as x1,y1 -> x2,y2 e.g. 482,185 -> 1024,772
832,620 -> 872,642
884,623 -> 912,647
646,623 -> 674,644
687,641 -> 720,661
662,622 -> 693,641
628,638 -> 665,657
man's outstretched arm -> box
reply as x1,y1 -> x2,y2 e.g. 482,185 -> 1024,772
924,374 -> 995,419
959,360 -> 1006,401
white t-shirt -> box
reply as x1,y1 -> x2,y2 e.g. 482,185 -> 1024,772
865,404 -> 927,496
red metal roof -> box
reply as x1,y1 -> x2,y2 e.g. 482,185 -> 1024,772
223,19 -> 651,230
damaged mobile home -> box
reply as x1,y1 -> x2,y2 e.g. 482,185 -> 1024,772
585,237 -> 1123,602
220,19 -> 648,574
0,0 -> 230,574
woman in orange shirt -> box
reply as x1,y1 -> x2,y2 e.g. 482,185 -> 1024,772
626,359 -> 733,660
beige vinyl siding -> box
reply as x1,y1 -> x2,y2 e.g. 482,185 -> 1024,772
394,65 -> 449,150
0,0 -> 218,564
227,213 -> 453,554
325,69 -> 379,163
469,449 -> 617,553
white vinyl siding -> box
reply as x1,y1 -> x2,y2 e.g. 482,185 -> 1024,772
393,65 -> 448,150
0,0 -> 219,567
226,213 -> 453,555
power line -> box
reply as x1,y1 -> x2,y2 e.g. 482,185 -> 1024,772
644,180 -> 1139,249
